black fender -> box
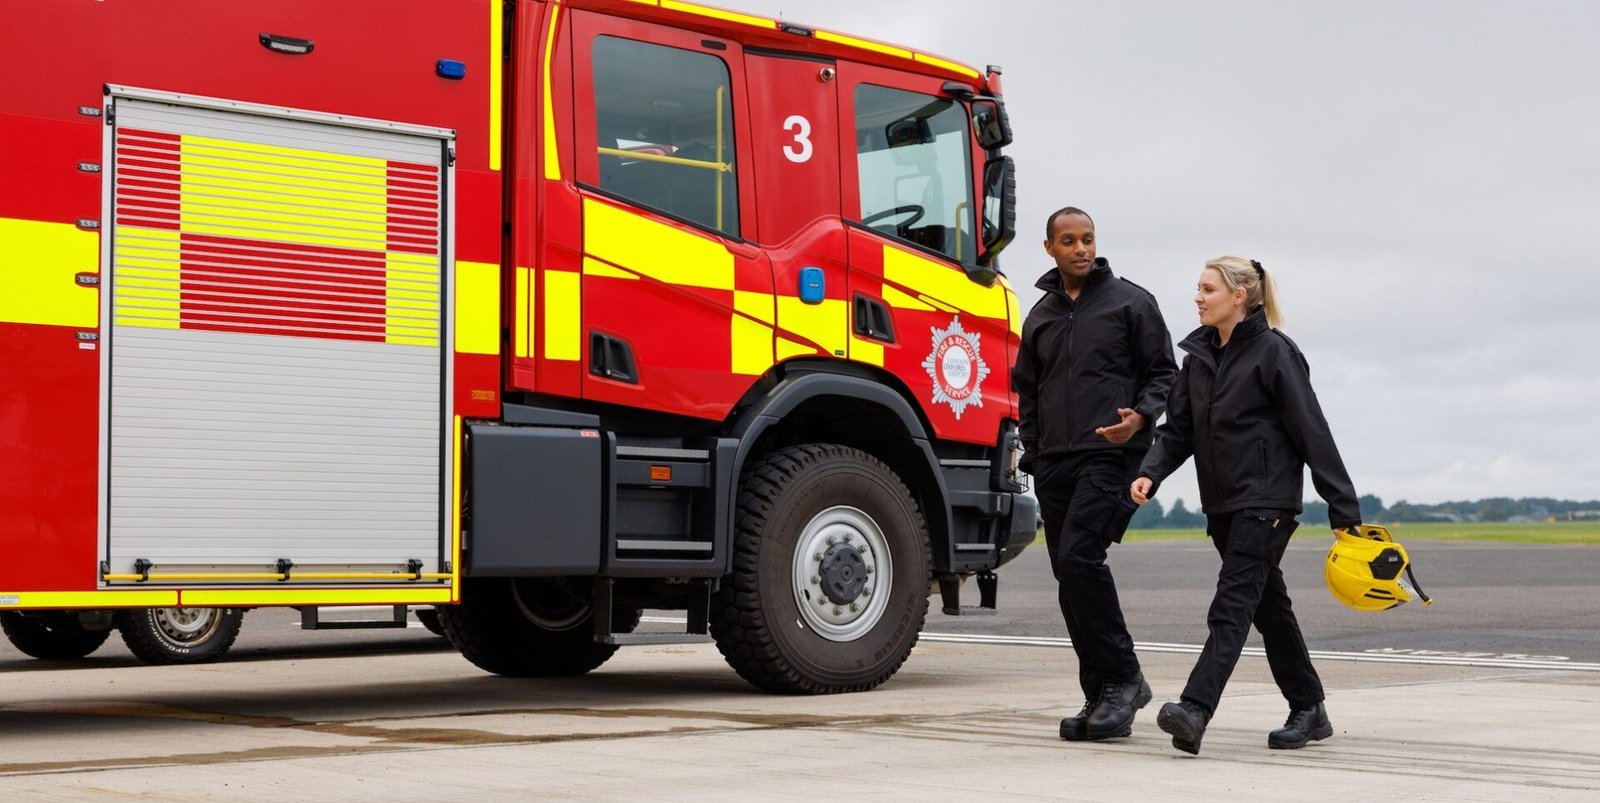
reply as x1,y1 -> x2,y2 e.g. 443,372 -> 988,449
726,371 -> 953,566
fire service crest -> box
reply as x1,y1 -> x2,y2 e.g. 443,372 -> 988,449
921,316 -> 989,420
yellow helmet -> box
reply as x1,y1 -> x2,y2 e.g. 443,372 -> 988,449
1325,525 -> 1432,612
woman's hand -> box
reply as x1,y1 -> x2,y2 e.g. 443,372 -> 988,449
1130,476 -> 1154,505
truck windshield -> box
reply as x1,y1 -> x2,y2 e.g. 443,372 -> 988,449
854,84 -> 975,263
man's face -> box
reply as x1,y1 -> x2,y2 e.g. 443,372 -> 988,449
1044,213 -> 1096,281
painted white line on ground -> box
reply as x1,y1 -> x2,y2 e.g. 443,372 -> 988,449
918,632 -> 1600,672
648,616 -> 1598,672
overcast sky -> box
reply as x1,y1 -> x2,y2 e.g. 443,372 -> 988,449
739,0 -> 1600,508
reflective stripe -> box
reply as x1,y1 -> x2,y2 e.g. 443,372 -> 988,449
583,197 -> 734,290
542,5 -> 562,181
999,275 -> 1022,336
453,260 -> 499,355
850,335 -> 884,367
777,337 -> 818,360
542,268 -> 581,360
489,0 -> 503,171
776,296 -> 847,358
815,29 -> 913,59
514,266 -> 530,357
731,314 -> 773,376
661,0 -> 774,29
581,256 -> 637,280
914,52 -> 982,79
881,284 -> 936,312
179,587 -> 454,607
0,591 -> 179,608
0,217 -> 99,328
882,245 -> 1007,321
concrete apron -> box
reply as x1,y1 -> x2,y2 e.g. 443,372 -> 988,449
1,642 -> 1597,801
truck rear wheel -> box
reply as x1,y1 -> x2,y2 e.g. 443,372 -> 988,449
0,611 -> 112,660
414,607 -> 446,637
116,607 -> 244,665
711,444 -> 931,694
439,578 -> 639,678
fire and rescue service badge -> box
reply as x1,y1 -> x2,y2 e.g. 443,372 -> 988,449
922,316 -> 989,420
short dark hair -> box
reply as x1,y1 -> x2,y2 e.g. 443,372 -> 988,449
1045,206 -> 1093,240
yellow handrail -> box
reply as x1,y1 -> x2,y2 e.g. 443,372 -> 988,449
715,84 -> 726,231
954,201 -> 969,261
596,146 -> 730,173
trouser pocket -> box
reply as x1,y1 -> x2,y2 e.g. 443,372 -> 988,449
1226,508 -> 1297,559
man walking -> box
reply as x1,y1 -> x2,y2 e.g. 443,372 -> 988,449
1013,207 -> 1177,741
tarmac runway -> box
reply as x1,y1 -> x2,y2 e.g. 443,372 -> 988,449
1,540 -> 1597,799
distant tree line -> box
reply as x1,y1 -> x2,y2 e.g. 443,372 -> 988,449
1129,495 -> 1600,528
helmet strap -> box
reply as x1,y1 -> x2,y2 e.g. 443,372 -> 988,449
1403,565 -> 1432,606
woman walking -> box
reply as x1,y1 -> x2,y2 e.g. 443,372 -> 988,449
1130,256 -> 1361,755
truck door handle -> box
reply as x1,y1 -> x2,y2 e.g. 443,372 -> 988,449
853,295 -> 895,344
589,333 -> 638,384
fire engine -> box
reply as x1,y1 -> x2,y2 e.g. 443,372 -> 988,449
0,0 -> 1032,692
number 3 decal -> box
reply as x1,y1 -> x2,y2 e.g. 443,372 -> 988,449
783,114 -> 813,163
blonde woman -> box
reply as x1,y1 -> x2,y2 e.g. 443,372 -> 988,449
1130,257 -> 1361,755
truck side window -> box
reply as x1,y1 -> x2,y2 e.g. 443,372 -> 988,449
853,84 -> 975,263
591,36 -> 739,238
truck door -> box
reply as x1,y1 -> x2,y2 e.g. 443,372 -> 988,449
836,63 -> 1012,442
743,51 -> 849,364
570,11 -> 767,419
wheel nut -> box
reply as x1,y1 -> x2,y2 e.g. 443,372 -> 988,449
815,552 -> 824,561
833,607 -> 843,615
865,565 -> 874,574
827,535 -> 838,545
850,603 -> 860,612
843,533 -> 854,542
810,575 -> 820,584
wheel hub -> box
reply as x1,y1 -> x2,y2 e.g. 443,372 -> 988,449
791,505 -> 893,642
818,543 -> 868,604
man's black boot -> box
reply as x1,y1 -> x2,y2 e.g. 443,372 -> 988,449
1156,700 -> 1210,755
1085,672 -> 1151,739
1059,700 -> 1093,741
1268,702 -> 1333,749
1060,698 -> 1130,741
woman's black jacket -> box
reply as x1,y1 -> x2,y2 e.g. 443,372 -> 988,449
1137,306 -> 1362,528
1013,259 -> 1176,471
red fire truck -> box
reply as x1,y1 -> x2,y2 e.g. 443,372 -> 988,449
0,0 -> 1031,692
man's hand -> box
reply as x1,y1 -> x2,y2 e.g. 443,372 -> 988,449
1130,476 -> 1154,505
1095,408 -> 1146,444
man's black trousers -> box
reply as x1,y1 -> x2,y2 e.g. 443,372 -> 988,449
1034,450 -> 1144,701
1181,509 -> 1324,714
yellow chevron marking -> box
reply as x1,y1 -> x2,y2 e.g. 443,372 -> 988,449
583,197 -> 734,290
882,244 -> 1007,320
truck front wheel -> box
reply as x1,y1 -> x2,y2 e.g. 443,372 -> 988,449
115,607 -> 244,665
711,444 -> 931,694
439,578 -> 639,678
0,611 -> 113,660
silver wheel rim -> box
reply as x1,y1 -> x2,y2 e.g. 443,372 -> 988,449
152,608 -> 222,646
792,505 -> 892,642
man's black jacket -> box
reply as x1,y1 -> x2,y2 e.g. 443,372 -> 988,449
1013,259 -> 1176,470
1137,306 -> 1362,528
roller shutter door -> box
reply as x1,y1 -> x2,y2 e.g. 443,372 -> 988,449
103,93 -> 451,581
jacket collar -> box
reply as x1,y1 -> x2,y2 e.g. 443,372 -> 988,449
1034,257 -> 1114,299
1179,305 -> 1271,363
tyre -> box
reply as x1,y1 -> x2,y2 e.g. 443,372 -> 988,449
438,578 -> 640,678
711,444 -> 931,694
0,610 -> 112,660
414,607 -> 446,637
116,607 -> 244,665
